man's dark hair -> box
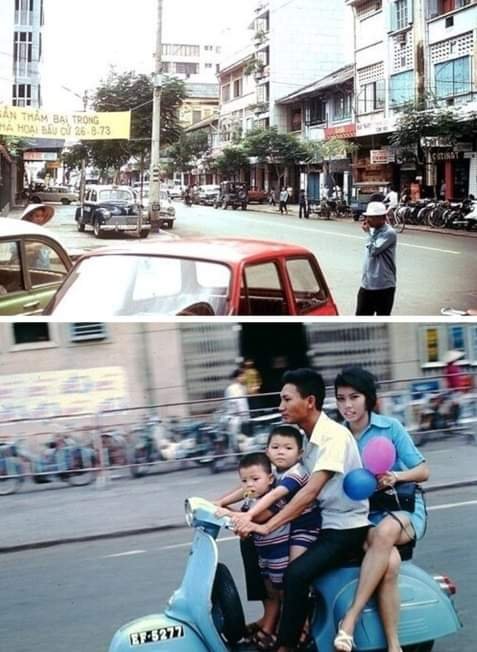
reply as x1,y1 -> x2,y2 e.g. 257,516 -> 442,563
334,366 -> 377,412
239,452 -> 272,474
281,368 -> 325,410
230,368 -> 243,380
267,424 -> 303,449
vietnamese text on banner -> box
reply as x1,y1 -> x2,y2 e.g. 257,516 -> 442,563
0,105 -> 131,140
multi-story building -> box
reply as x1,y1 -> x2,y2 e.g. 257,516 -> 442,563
217,46 -> 256,151
11,0 -> 45,107
251,0 -> 348,131
179,82 -> 219,128
346,0 -> 477,198
162,42 -> 221,84
277,64 -> 355,201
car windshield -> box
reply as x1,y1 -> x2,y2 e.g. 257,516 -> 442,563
50,255 -> 232,317
98,189 -> 132,202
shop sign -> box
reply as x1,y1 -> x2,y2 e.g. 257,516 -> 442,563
420,136 -> 451,148
324,123 -> 356,139
370,148 -> 395,165
24,151 -> 58,161
356,117 -> 395,136
430,149 -> 465,162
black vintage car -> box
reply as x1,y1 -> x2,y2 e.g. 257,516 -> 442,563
75,185 -> 151,238
214,181 -> 248,210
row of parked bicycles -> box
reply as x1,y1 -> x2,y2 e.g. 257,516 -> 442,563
0,410 -> 281,496
388,196 -> 477,232
306,196 -> 477,234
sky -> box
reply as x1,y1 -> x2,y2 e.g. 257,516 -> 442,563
42,0 -> 257,111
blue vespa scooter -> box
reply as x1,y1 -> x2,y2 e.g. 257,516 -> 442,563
109,497 -> 461,652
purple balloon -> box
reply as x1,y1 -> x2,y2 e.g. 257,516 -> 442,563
362,436 -> 396,475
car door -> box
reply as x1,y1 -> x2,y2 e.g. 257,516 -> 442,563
285,256 -> 338,315
238,260 -> 290,315
0,236 -> 72,315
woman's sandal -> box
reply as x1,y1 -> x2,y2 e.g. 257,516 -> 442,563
252,626 -> 278,651
333,621 -> 355,652
242,621 -> 261,644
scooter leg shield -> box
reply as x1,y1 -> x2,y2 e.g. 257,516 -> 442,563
109,613 -> 207,652
312,562 -> 461,651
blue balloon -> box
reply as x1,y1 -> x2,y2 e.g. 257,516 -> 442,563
343,468 -> 377,501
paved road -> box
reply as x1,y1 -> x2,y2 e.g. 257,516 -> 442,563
1,439 -> 476,552
13,200 -> 477,316
1,486 -> 474,652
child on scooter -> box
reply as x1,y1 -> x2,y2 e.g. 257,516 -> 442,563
216,425 -> 321,650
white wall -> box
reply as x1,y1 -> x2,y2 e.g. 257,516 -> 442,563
268,0 -> 348,128
0,1 -> 14,103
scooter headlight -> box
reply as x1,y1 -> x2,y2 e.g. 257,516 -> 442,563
184,498 -> 194,527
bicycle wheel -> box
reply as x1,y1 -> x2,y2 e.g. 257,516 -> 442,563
428,206 -> 446,228
389,208 -> 405,233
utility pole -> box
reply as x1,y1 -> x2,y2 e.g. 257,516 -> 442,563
79,90 -> 88,220
148,0 -> 163,229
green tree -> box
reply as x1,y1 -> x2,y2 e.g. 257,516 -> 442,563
61,143 -> 89,183
165,130 -> 209,177
214,146 -> 250,180
85,70 -> 186,177
390,104 -> 477,165
242,127 -> 308,187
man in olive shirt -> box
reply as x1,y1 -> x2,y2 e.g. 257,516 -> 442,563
356,201 -> 397,316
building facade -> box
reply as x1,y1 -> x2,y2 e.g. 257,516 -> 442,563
346,0 -> 477,199
251,0 -> 348,132
11,0 -> 45,108
1,323 -> 475,435
162,42 -> 222,84
277,65 -> 356,201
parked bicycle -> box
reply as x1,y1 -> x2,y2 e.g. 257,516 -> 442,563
386,203 -> 406,233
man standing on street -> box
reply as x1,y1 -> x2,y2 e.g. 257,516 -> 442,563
356,201 -> 397,316
298,188 -> 309,219
279,187 -> 289,214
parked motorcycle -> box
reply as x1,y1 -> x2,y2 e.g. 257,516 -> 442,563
109,496 -> 461,652
0,435 -> 95,495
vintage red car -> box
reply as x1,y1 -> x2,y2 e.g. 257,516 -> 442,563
44,237 -> 339,317
247,187 -> 269,203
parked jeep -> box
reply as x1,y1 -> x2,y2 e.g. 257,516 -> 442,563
214,181 -> 248,210
75,185 -> 150,238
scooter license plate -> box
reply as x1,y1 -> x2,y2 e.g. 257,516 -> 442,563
130,625 -> 184,645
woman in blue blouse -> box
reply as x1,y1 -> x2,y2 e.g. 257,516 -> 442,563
333,366 -> 430,652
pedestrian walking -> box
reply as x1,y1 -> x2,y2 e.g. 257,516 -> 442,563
279,188 -> 289,215
268,188 -> 277,207
355,201 -> 397,316
298,189 -> 309,219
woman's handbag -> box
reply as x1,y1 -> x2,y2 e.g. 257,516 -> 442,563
369,482 -> 420,513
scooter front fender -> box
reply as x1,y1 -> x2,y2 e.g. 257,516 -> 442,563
313,561 -> 461,651
109,612 -> 208,652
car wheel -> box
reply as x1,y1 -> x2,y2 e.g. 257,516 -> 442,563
30,196 -> 41,203
77,219 -> 85,232
60,198 -> 71,205
232,205 -> 238,210
139,229 -> 149,238
93,220 -> 103,238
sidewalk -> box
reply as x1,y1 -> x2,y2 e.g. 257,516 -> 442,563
1,442 -> 476,553
250,202 -> 477,238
